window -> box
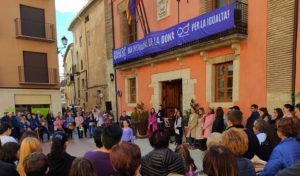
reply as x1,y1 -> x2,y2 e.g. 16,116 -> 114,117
23,51 -> 48,83
20,5 -> 45,38
79,36 -> 82,47
81,79 -> 85,89
215,62 -> 233,102
85,15 -> 89,23
86,92 -> 88,102
121,12 -> 137,45
215,0 -> 235,9
77,78 -> 80,98
81,60 -> 83,70
128,78 -> 137,103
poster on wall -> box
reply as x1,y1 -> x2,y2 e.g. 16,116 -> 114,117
157,0 -> 170,20
31,107 -> 50,118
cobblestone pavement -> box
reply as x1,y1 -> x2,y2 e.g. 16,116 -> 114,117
42,136 -> 205,169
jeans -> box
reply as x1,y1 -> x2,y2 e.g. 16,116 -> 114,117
88,125 -> 95,137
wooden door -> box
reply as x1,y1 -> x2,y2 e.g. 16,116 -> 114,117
162,79 -> 182,118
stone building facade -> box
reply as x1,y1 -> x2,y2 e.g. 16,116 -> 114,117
68,0 -> 116,114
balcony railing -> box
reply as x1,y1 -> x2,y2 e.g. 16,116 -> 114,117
18,66 -> 59,85
15,18 -> 56,42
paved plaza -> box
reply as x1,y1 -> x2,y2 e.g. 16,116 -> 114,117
42,136 -> 205,169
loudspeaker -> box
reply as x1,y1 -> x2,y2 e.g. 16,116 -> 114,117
105,101 -> 112,111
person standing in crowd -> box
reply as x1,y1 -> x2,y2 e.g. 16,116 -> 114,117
195,108 -> 204,147
0,150 -> 19,176
270,108 -> 284,126
252,119 -> 280,161
226,110 -> 260,159
46,111 -> 55,136
96,111 -> 104,127
82,112 -> 90,138
121,119 -> 134,143
23,152 -> 48,176
119,111 -> 130,127
222,128 -> 256,176
29,114 -> 40,138
1,112 -> 19,140
295,103 -> 300,120
75,112 -> 84,139
200,107 -> 215,150
65,111 -> 74,138
0,142 -> 20,166
258,107 -> 272,123
156,104 -> 165,130
260,118 -> 300,176
147,108 -> 157,135
202,145 -> 238,176
84,124 -> 122,176
17,137 -> 43,176
111,142 -> 141,176
187,107 -> 198,149
130,107 -> 139,136
0,123 -> 17,145
175,144 -> 198,176
87,112 -> 96,138
174,110 -> 183,145
212,107 -> 225,133
54,116 -> 64,132
39,115 -> 50,142
283,104 -> 295,118
141,129 -> 185,176
246,104 -> 260,133
69,157 -> 96,176
47,132 -> 75,176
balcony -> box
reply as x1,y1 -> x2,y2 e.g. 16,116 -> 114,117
18,66 -> 59,85
15,18 -> 56,42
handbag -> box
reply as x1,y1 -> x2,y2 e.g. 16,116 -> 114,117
67,123 -> 74,130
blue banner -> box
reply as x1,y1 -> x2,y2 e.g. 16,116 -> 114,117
113,3 -> 235,64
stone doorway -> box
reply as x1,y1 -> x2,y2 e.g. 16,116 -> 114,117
162,79 -> 182,118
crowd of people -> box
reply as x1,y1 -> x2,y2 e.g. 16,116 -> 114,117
0,103 -> 300,176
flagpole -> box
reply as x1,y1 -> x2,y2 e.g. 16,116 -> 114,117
140,0 -> 150,33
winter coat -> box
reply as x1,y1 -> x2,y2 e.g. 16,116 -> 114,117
202,114 -> 215,138
148,112 -> 158,132
237,157 -> 256,176
187,113 -> 198,138
246,111 -> 260,133
141,148 -> 185,176
276,160 -> 300,176
212,115 -> 225,133
261,137 -> 300,176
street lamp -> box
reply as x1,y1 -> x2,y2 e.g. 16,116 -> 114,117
57,36 -> 68,55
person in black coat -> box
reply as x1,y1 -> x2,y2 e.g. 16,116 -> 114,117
141,129 -> 185,176
246,104 -> 260,133
212,107 -> 225,133
226,110 -> 260,160
47,132 -> 75,176
156,105 -> 165,129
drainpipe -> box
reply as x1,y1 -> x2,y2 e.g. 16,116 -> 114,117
292,0 -> 298,106
111,0 -> 119,121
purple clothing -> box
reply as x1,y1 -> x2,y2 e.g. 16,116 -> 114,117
121,128 -> 134,142
84,151 -> 117,176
